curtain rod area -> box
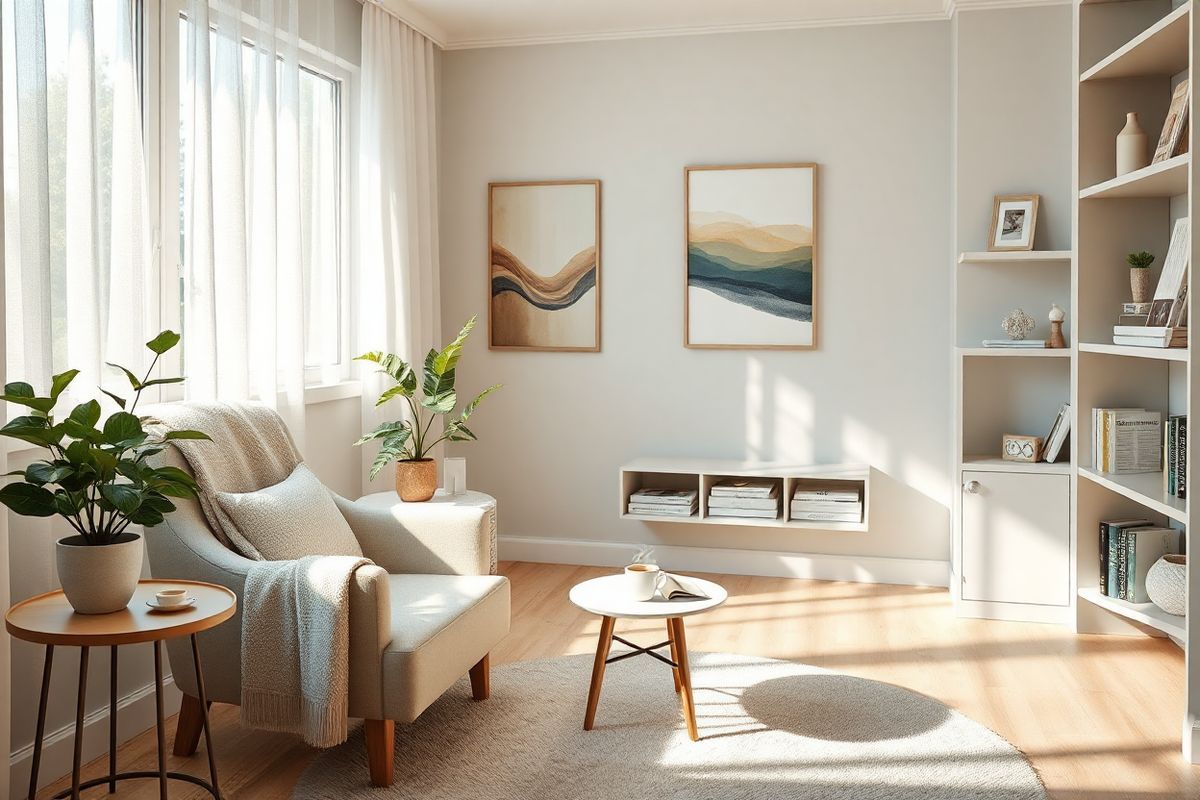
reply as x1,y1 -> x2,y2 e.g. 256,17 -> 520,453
357,0 -> 447,48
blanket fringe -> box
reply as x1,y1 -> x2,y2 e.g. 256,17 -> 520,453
242,688 -> 350,748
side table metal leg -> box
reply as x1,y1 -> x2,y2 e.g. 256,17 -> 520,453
153,640 -> 168,800
109,646 -> 118,793
72,647 -> 90,800
28,644 -> 53,800
190,633 -> 221,798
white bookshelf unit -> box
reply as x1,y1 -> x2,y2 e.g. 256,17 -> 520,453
1072,0 -> 1197,763
618,458 -> 869,532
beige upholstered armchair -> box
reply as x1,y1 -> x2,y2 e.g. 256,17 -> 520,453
144,440 -> 510,787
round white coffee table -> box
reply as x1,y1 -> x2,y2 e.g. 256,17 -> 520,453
569,574 -> 727,741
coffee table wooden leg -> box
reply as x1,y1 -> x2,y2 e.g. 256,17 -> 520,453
583,615 -> 616,731
671,617 -> 699,741
666,619 -> 681,693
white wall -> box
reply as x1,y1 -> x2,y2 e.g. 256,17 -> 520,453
439,22 -> 956,567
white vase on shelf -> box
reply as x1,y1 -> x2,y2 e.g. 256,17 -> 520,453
1116,112 -> 1149,176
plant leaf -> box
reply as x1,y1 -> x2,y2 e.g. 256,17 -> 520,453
103,412 -> 143,445
420,390 -> 457,414
69,399 -> 102,428
50,369 -> 80,400
446,421 -> 477,442
100,484 -> 142,515
99,389 -> 127,410
0,416 -> 59,448
145,330 -> 182,355
106,362 -> 143,391
431,316 -> 476,377
162,429 -> 211,441
0,383 -> 56,414
140,377 -> 186,388
0,483 -> 57,517
25,462 -> 72,486
461,384 -> 501,421
354,421 -> 408,447
375,382 -> 414,406
368,429 -> 412,479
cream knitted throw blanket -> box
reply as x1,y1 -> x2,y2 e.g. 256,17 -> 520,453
149,401 -> 368,747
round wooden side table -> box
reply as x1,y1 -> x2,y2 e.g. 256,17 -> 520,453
6,579 -> 236,800
569,574 -> 727,741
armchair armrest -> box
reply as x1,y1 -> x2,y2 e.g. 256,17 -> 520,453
333,492 -> 496,576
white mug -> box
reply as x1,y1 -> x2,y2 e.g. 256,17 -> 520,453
625,563 -> 666,601
156,589 -> 188,607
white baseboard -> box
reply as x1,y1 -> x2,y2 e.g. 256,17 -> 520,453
499,535 -> 950,587
9,674 -> 181,799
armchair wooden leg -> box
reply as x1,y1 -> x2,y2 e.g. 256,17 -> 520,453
365,719 -> 395,787
172,693 -> 210,757
469,654 -> 491,701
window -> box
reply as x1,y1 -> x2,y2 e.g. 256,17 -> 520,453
168,6 -> 351,385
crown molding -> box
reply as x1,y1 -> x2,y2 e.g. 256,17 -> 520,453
438,0 -> 1069,51
364,0 -> 448,48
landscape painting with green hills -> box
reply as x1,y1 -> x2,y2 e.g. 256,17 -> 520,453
686,165 -> 816,348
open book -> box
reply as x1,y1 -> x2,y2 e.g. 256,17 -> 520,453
658,573 -> 710,601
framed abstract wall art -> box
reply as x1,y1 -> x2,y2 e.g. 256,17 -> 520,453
685,163 -> 817,349
488,180 -> 601,351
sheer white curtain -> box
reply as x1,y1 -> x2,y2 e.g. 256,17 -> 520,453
179,0 -> 308,445
357,3 -> 441,490
2,0 -> 152,400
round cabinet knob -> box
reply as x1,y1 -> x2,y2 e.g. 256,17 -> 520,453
963,480 -> 981,494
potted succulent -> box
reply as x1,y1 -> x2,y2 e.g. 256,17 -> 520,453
1127,250 -> 1155,304
0,331 -> 209,614
355,317 -> 499,501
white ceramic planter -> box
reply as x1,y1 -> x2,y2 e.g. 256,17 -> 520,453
56,533 -> 143,614
1145,553 -> 1187,617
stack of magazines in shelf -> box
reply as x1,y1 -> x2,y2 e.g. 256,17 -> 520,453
1112,218 -> 1189,349
1098,518 -> 1180,605
1165,415 -> 1188,500
627,488 -> 698,517
707,479 -> 779,519
790,486 -> 863,523
1092,408 -> 1161,474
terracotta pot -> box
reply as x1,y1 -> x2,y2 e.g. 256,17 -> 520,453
1131,268 -> 1153,304
395,459 -> 438,502
56,533 -> 143,614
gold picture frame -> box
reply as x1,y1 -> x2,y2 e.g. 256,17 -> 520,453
488,180 -> 602,352
988,194 -> 1040,252
684,163 -> 818,350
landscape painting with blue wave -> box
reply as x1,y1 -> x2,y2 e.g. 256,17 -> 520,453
686,166 -> 815,348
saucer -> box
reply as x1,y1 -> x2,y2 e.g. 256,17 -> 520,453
146,597 -> 196,612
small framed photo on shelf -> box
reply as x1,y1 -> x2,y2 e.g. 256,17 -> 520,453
1152,79 -> 1190,164
988,194 -> 1039,251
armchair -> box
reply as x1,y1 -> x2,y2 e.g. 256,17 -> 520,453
144,446 -> 510,787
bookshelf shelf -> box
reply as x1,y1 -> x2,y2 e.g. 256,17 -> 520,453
1079,2 -> 1189,82
957,250 -> 1072,264
619,458 -> 870,532
961,455 -> 1072,474
1078,587 -> 1186,642
1079,153 -> 1189,200
1078,467 -> 1187,524
957,347 -> 1071,358
1078,342 -> 1188,362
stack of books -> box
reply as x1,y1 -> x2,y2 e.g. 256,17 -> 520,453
1098,518 -> 1180,605
789,486 -> 863,523
707,479 -> 779,520
1165,415 -> 1188,500
1112,326 -> 1187,348
981,339 -> 1047,349
1092,408 -> 1161,474
627,488 -> 698,518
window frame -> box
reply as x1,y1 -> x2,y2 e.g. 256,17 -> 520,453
151,0 -> 357,396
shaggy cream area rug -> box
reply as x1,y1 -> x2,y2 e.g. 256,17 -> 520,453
293,652 -> 1046,800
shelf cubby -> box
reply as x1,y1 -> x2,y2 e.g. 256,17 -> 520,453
1080,1 -> 1189,82
1079,587 -> 1186,641
618,459 -> 869,532
1079,153 -> 1189,199
1079,466 -> 1188,523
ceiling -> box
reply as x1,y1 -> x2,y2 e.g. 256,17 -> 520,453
382,0 -> 1069,50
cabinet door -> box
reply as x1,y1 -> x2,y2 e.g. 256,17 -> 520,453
960,471 -> 1070,606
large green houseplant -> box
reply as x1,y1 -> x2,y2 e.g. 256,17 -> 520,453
0,331 -> 209,613
355,316 -> 499,501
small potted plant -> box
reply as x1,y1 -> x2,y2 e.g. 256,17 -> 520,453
1127,250 -> 1155,304
355,317 -> 499,501
0,331 -> 209,614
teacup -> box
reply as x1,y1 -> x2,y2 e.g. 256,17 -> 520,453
625,563 -> 666,601
156,589 -> 188,607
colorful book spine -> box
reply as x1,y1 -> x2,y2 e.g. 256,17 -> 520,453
1167,417 -> 1177,495
1179,417 -> 1188,501
1098,523 -> 1109,596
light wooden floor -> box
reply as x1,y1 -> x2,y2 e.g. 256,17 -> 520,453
40,561 -> 1200,799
